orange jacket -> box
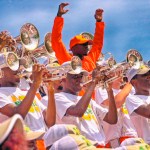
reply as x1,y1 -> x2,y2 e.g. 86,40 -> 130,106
51,17 -> 105,72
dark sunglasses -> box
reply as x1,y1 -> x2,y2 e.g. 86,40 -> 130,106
69,73 -> 83,79
80,42 -> 88,47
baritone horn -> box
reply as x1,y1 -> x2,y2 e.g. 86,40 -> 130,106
0,52 -> 19,71
80,32 -> 94,51
20,23 -> 39,51
126,49 -> 143,68
31,32 -> 56,65
11,23 -> 40,58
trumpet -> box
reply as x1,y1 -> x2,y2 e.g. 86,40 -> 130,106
44,56 -> 82,81
81,49 -> 144,88
81,52 -> 117,87
96,52 -> 116,68
17,56 -> 82,82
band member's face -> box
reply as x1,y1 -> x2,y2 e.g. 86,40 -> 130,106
1,67 -> 20,87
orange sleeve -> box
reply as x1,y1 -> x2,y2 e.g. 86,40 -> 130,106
82,22 -> 105,72
51,17 -> 72,64
87,22 -> 105,65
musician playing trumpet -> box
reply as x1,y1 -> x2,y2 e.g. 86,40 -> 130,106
0,63 -> 56,149
53,64 -> 117,147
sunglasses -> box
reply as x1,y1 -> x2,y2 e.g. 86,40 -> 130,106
80,42 -> 88,47
69,73 -> 84,79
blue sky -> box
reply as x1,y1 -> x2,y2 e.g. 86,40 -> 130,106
0,0 -> 150,62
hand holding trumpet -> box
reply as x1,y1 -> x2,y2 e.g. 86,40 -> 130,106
31,64 -> 47,88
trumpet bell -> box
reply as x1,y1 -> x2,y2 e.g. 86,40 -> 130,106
44,32 -> 54,54
70,56 -> 82,74
20,23 -> 39,51
126,49 -> 143,66
0,52 -> 19,71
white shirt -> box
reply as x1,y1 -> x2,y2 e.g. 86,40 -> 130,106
55,92 -> 108,145
95,88 -> 137,143
0,87 -> 47,132
126,94 -> 150,144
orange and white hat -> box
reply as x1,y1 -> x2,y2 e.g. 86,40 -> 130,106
69,34 -> 93,49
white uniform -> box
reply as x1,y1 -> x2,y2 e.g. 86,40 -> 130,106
126,94 -> 150,144
0,87 -> 47,132
55,92 -> 108,146
95,87 -> 137,145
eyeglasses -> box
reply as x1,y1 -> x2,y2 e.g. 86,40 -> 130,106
69,73 -> 83,80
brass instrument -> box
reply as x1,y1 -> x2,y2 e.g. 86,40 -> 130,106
96,52 -> 116,68
82,49 -> 144,88
0,23 -> 40,59
20,23 -> 39,51
19,56 -> 33,72
126,49 -> 143,68
31,32 -> 56,65
80,32 -> 94,40
0,52 -> 19,71
80,32 -> 94,51
18,32 -> 55,72
103,49 -> 143,86
44,56 -> 82,81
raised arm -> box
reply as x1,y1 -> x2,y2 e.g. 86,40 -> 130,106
51,3 -> 72,64
101,82 -> 132,108
87,9 -> 105,64
103,83 -> 118,124
43,82 -> 56,128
